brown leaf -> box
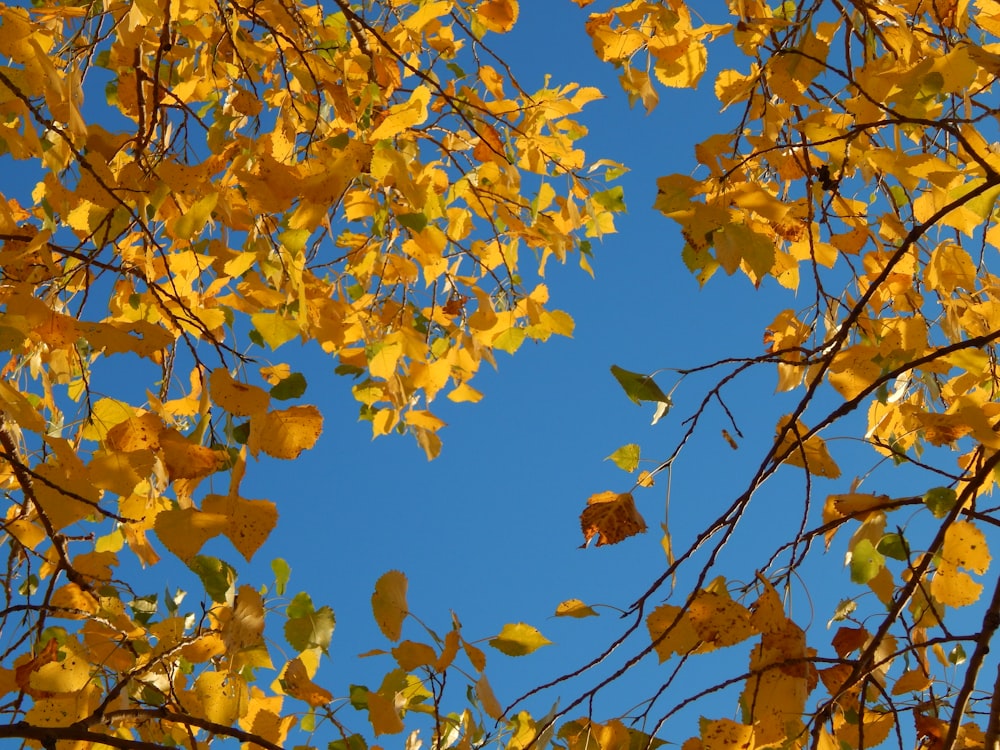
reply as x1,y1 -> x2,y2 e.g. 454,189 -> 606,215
580,491 -> 647,547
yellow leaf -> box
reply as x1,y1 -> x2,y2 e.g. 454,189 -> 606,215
372,570 -> 408,641
391,640 -> 437,671
653,38 -> 707,89
447,383 -> 483,403
24,684 -> 99,727
554,599 -> 598,618
488,622 -> 552,656
687,590 -> 756,650
251,312 -> 300,350
202,493 -> 278,562
210,368 -> 271,416
891,668 -> 932,695
370,86 -> 430,141
159,429 -> 224,480
193,671 -> 248,725
700,718 -> 753,750
926,243 -> 978,293
477,0 -> 518,33
248,405 -> 323,460
774,415 -> 840,478
32,462 -> 101,531
154,508 -> 228,563
647,604 -> 700,661
259,363 -> 292,385
28,649 -> 91,693
579,491 -> 647,547
942,519 -> 990,574
368,341 -> 402,381
828,345 -> 882,401
367,688 -> 404,735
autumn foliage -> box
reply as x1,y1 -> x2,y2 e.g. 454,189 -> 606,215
2,0 -> 1000,749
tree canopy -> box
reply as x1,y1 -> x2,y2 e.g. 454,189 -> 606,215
1,0 -> 1000,749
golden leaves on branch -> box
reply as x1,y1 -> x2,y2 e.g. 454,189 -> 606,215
579,491 -> 647,547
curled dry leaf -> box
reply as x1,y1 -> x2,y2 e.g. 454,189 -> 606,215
580,491 -> 647,548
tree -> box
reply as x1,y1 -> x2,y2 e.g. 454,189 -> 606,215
0,0 -> 620,747
2,0 -> 1000,750
567,2 -> 1000,750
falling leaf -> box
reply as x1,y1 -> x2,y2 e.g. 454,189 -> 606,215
488,623 -> 552,656
580,491 -> 647,547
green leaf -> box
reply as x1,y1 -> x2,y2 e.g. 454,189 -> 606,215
606,443 -> 641,472
128,594 -> 158,626
349,685 -> 370,710
271,558 -> 291,596
488,623 -> 552,656
849,539 -> 885,584
231,420 -> 250,445
329,734 -> 368,750
285,592 -> 336,653
923,487 -> 957,518
397,213 -> 428,233
610,365 -> 671,408
270,372 -> 307,401
826,598 -> 857,628
592,186 -> 626,212
949,644 -> 967,665
301,708 -> 317,732
877,532 -> 910,561
188,556 -> 237,603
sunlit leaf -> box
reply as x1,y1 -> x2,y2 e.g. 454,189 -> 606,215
488,623 -> 552,656
554,599 -> 599,618
606,444 -> 641,472
372,570 -> 408,642
580,491 -> 647,547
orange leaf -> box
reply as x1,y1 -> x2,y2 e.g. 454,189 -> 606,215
248,405 -> 323,460
580,491 -> 647,547
477,0 -> 518,33
282,657 -> 332,707
209,368 -> 270,416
